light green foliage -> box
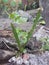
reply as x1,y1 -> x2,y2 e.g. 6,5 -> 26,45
9,12 -> 28,24
10,1 -> 16,7
40,37 -> 49,51
2,0 -> 8,3
16,28 -> 28,44
27,10 -> 41,42
40,20 -> 46,25
31,2 -> 37,9
38,16 -> 46,25
33,16 -> 43,22
34,16 -> 46,25
11,23 -> 26,53
24,5 -> 27,11
9,12 -> 20,21
0,0 -> 17,14
11,10 -> 41,55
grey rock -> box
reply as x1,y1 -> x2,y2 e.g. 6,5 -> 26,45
6,52 -> 49,65
8,56 -> 30,65
39,0 -> 47,11
9,57 -> 17,62
0,49 -> 15,63
0,38 -> 18,51
7,62 -> 16,65
0,37 -> 41,53
0,18 -> 12,30
16,57 -> 23,65
33,26 -> 49,40
28,53 -> 49,65
36,52 -> 48,65
39,0 -> 49,28
9,57 -> 23,65
23,60 -> 29,65
26,37 -> 42,53
0,18 -> 33,31
39,0 -> 49,12
13,22 -> 33,32
29,54 -> 37,65
0,38 -> 8,50
18,10 -> 33,21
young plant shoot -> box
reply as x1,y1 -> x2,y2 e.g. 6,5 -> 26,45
11,10 -> 41,56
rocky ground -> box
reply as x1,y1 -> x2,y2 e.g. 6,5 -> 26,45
0,0 -> 49,64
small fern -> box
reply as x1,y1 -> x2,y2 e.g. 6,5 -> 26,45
11,10 -> 41,55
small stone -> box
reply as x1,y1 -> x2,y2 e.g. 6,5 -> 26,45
16,57 -> 23,65
0,49 -> 15,63
33,26 -> 49,40
15,10 -> 33,22
29,54 -> 37,65
23,54 -> 29,60
23,59 -> 29,65
9,57 -> 17,62
18,10 -> 32,20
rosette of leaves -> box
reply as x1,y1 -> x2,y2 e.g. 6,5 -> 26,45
9,12 -> 28,24
11,10 -> 41,55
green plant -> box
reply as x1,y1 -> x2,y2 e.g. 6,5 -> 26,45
2,0 -> 8,3
18,1 -> 24,10
39,20 -> 46,25
40,37 -> 49,51
16,28 -> 28,44
24,4 -> 27,11
11,10 -> 41,56
20,0 -> 39,10
9,12 -> 28,24
0,0 -> 17,14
